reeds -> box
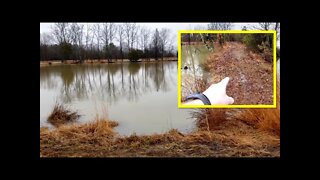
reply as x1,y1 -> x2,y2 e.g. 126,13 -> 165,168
40,120 -> 279,157
231,79 -> 280,136
47,102 -> 80,127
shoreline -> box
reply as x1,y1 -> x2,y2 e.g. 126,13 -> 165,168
40,58 -> 177,66
40,119 -> 280,157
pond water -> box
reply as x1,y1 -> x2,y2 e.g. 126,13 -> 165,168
181,45 -> 211,77
40,62 -> 196,136
180,45 -> 211,97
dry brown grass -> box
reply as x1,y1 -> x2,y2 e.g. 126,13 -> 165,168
193,109 -> 228,131
47,102 -> 80,127
40,101 -> 278,157
231,80 -> 280,136
40,119 -> 118,157
41,96 -> 279,157
194,79 -> 280,136
40,120 -> 279,157
193,81 -> 280,137
191,42 -> 280,137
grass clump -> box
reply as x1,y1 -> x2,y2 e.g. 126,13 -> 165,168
47,102 -> 80,127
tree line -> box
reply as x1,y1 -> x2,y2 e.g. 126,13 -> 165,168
181,23 -> 280,62
40,23 -> 176,62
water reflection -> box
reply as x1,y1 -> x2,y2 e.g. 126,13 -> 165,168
40,62 -> 176,105
40,62 -> 194,135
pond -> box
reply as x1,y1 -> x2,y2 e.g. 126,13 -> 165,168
40,62 -> 195,136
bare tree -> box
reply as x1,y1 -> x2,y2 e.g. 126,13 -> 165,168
108,23 -> 116,61
274,22 -> 280,40
168,33 -> 176,57
253,23 -> 280,36
40,32 -> 53,45
40,32 -> 53,60
69,23 -> 84,62
140,27 -> 150,60
101,23 -> 117,62
124,23 -> 139,51
109,23 -> 116,45
256,23 -> 273,30
124,23 -> 132,51
193,25 -> 208,30
102,23 -> 110,61
93,23 -> 102,61
152,28 -> 160,60
159,28 -> 170,60
52,23 -> 72,62
52,23 -> 71,44
208,23 -> 233,30
84,23 -> 93,61
116,24 -> 125,61
252,22 -> 280,42
130,23 -> 139,50
207,23 -> 233,46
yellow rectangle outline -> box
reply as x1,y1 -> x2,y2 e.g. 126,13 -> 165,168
177,30 -> 277,108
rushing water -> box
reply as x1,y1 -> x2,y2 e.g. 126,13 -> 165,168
40,62 -> 195,136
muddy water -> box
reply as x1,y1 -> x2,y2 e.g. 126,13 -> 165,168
40,62 -> 195,136
181,45 -> 211,77
181,45 -> 211,97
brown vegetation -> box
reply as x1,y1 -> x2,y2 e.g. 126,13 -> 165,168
47,102 -> 80,127
231,79 -> 280,136
202,42 -> 273,104
40,119 -> 279,157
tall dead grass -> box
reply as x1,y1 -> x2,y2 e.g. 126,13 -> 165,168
195,51 -> 280,136
187,68 -> 230,130
40,121 -> 279,157
47,102 -> 80,127
232,79 -> 280,136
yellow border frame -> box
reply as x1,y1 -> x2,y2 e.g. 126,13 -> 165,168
178,30 -> 277,108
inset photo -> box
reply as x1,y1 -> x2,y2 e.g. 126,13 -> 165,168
178,30 -> 277,108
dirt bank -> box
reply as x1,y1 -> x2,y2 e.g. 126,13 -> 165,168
182,42 -> 274,105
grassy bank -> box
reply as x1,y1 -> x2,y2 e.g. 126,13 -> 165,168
40,99 -> 280,157
40,119 -> 279,157
40,86 -> 280,157
189,41 -> 280,136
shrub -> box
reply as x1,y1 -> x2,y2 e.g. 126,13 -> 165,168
243,34 -> 273,62
258,41 -> 273,63
128,49 -> 143,62
48,102 -> 80,127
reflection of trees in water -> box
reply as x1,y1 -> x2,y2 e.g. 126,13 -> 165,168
40,67 -> 61,89
128,63 -> 140,102
59,66 -> 75,103
40,62 -> 177,105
